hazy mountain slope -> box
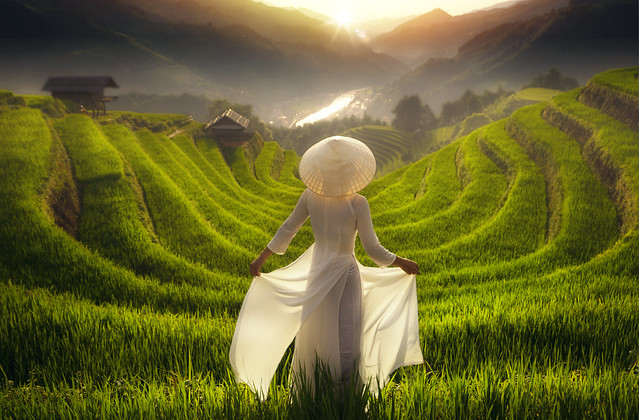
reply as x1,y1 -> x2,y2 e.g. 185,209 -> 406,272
0,0 -> 406,116
129,0 -> 367,50
369,0 -> 637,119
372,0 -> 569,65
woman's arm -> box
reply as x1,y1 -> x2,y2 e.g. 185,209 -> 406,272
250,190 -> 310,277
250,246 -> 274,277
267,190 -> 310,255
355,197 -> 396,267
356,196 -> 420,275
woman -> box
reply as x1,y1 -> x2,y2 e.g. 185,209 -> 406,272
230,136 -> 423,399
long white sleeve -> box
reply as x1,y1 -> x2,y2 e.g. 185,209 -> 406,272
267,189 -> 310,255
354,196 -> 396,267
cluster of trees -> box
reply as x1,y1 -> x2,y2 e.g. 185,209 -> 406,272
439,88 -> 511,126
392,87 -> 512,131
391,68 -> 579,132
524,68 -> 579,91
391,95 -> 437,132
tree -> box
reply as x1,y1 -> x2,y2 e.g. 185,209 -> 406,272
392,95 -> 437,132
524,68 -> 579,91
461,89 -> 482,115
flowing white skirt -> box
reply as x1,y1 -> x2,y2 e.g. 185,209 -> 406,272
229,244 -> 423,399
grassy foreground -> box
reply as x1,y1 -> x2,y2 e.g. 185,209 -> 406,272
0,68 -> 638,418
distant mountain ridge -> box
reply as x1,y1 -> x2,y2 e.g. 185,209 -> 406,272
372,0 -> 570,65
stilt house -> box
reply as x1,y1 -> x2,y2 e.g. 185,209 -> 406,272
205,109 -> 254,146
42,76 -> 119,116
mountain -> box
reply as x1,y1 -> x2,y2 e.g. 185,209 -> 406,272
372,0 -> 569,66
0,0 -> 406,118
128,0 -> 372,51
368,0 -> 638,119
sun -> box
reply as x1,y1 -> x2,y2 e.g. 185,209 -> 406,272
333,10 -> 352,28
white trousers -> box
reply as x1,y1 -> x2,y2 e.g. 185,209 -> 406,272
338,260 -> 362,381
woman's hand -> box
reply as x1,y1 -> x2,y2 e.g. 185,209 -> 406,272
250,247 -> 274,277
392,256 -> 420,275
250,257 -> 265,277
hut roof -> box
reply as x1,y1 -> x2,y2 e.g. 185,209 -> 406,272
42,76 -> 119,93
206,109 -> 250,130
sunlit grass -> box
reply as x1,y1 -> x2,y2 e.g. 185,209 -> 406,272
0,68 -> 638,418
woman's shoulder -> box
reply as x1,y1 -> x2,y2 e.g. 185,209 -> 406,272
350,193 -> 369,211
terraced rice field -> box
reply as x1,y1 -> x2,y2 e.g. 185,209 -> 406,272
1,68 -> 638,418
344,125 -> 415,175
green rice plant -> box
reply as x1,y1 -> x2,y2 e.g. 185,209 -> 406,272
347,126 -> 413,152
2,272 -> 637,419
53,114 -> 124,182
370,141 -> 461,225
174,135 -> 292,218
19,93 -> 69,118
427,103 -> 619,285
394,121 -> 546,271
166,135 -> 295,228
0,110 -> 243,314
360,164 -> 410,199
101,124 -> 253,275
278,149 -> 305,189
367,156 -> 431,209
345,125 -> 416,176
428,125 -> 460,149
134,129 -> 271,253
145,132 -> 313,257
458,113 -> 493,137
367,129 -> 510,259
60,136 -> 237,288
514,88 -> 561,102
1,68 -> 637,418
168,135 -> 316,264
417,271 -> 639,375
254,142 -> 303,194
543,88 -> 638,276
0,283 -> 237,384
588,67 -> 639,97
225,145 -> 301,206
506,104 -> 618,262
548,89 -> 638,233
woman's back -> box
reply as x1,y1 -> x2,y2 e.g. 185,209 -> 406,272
307,191 -> 358,256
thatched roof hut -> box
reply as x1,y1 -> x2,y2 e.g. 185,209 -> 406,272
42,76 -> 118,116
205,109 -> 254,146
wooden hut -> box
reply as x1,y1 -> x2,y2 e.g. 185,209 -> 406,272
205,109 -> 254,146
42,76 -> 118,116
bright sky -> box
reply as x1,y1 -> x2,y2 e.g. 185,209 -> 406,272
261,0 -> 516,22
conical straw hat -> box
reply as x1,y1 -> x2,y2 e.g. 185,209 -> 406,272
299,136 -> 376,197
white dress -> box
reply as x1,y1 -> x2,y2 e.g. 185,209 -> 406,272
229,189 -> 423,399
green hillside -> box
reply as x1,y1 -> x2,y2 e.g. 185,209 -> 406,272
1,68 -> 638,418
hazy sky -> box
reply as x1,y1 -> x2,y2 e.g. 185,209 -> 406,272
260,0 -> 516,22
